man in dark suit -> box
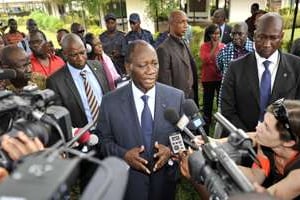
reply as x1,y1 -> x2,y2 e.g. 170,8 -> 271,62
156,10 -> 198,106
46,33 -> 110,128
97,40 -> 185,200
220,12 -> 300,134
212,8 -> 232,44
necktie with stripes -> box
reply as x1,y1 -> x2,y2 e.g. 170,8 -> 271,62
80,70 -> 99,122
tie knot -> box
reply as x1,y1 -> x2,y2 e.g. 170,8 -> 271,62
263,60 -> 271,69
80,70 -> 87,79
141,95 -> 149,104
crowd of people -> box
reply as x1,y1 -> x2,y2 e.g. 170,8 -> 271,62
0,2 -> 300,200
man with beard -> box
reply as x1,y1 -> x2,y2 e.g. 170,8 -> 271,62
0,46 -> 34,92
29,31 -> 65,78
157,10 -> 198,106
100,13 -> 126,75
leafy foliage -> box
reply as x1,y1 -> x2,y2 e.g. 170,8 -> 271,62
144,0 -> 181,21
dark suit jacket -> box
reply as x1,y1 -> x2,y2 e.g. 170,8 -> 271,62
221,52 -> 300,132
221,24 -> 232,44
97,82 -> 185,200
46,60 -> 110,128
156,36 -> 199,106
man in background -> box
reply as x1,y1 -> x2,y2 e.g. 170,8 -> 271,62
125,13 -> 154,46
157,10 -> 198,106
100,13 -> 126,75
212,8 -> 232,44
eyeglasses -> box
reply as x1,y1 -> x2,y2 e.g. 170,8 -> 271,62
272,98 -> 297,142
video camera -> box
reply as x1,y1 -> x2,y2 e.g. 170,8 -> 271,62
188,112 -> 256,199
0,85 -> 72,170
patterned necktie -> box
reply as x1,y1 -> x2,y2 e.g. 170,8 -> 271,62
141,95 -> 153,151
259,60 -> 272,121
80,70 -> 99,122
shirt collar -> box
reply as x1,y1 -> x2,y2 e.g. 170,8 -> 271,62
67,62 -> 91,78
255,50 -> 279,65
131,81 -> 156,100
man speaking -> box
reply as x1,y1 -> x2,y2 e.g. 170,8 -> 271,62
96,40 -> 184,200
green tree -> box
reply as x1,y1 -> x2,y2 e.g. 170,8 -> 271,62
144,0 -> 181,21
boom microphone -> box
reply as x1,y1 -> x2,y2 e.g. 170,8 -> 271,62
183,99 -> 209,143
0,69 -> 16,80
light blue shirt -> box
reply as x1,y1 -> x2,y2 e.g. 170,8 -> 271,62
67,63 -> 103,123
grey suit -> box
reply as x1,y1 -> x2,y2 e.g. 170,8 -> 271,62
221,51 -> 300,132
156,35 -> 199,106
46,60 -> 110,128
97,82 -> 185,200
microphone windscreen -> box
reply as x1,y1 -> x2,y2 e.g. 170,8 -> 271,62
0,69 -> 17,80
88,134 -> 99,146
164,108 -> 180,124
73,128 -> 91,144
183,99 -> 199,116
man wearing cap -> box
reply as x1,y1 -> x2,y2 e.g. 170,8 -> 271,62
125,13 -> 154,46
100,13 -> 126,75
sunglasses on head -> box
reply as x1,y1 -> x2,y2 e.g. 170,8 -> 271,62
272,98 -> 297,142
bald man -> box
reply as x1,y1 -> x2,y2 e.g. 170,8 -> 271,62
157,10 -> 199,106
220,12 -> 300,135
46,33 -> 110,128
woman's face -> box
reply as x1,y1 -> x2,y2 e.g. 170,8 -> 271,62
255,112 -> 282,148
210,28 -> 220,42
92,37 -> 103,55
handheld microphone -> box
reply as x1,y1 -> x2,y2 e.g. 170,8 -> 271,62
164,108 -> 196,140
183,99 -> 209,143
0,69 -> 16,80
72,128 -> 99,146
65,121 -> 96,147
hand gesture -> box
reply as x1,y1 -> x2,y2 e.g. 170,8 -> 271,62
153,141 -> 171,172
124,145 -> 150,174
1,131 -> 44,161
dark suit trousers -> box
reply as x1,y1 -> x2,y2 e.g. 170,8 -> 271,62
202,81 -> 221,133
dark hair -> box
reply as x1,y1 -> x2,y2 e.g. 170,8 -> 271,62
251,3 -> 259,11
125,40 -> 149,64
204,23 -> 219,42
70,22 -> 82,33
1,45 -> 24,66
29,30 -> 47,41
57,28 -> 69,34
267,100 -> 300,150
84,32 -> 96,59
8,18 -> 16,25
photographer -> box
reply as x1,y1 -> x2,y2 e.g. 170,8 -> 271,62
180,99 -> 300,199
0,131 -> 44,183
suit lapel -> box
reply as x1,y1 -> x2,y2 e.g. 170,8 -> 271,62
271,55 -> 292,102
63,67 -> 85,113
120,83 -> 144,145
87,60 -> 109,94
246,54 -> 260,107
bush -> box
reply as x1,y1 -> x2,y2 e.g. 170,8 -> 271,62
190,26 -> 204,72
29,11 -> 64,32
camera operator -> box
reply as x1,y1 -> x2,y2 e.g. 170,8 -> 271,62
0,131 -> 44,183
179,99 -> 300,200
0,45 -> 45,91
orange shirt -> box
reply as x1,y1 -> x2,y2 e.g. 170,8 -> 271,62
30,54 -> 65,77
3,31 -> 24,45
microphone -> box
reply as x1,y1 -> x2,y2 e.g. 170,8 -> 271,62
72,128 -> 99,146
183,99 -> 209,143
65,121 -> 96,148
0,69 -> 16,80
164,108 -> 196,140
